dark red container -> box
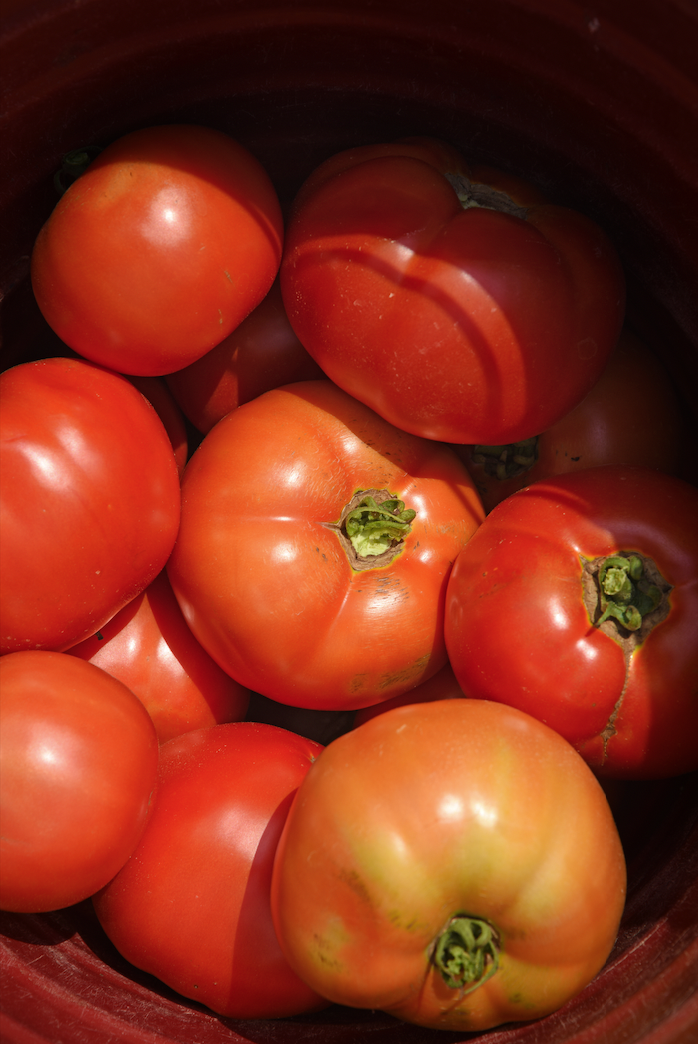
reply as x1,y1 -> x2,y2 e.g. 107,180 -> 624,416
1,2 -> 697,1042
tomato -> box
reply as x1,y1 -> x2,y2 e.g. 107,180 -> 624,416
353,660 -> 465,726
0,357 -> 181,654
456,328 -> 684,512
127,376 -> 189,476
166,379 -> 484,710
30,125 -> 284,376
67,569 -> 250,743
271,698 -> 626,1031
92,722 -> 328,1019
0,651 -> 158,913
280,136 -> 625,444
165,277 -> 324,434
444,465 -> 698,779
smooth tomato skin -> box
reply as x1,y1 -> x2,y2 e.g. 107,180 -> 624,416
127,376 -> 189,476
30,125 -> 284,376
270,699 -> 626,1031
0,651 -> 159,913
167,380 -> 485,710
165,278 -> 324,434
67,570 -> 250,744
0,357 -> 181,654
444,466 -> 698,778
92,722 -> 328,1019
281,137 -> 625,444
457,328 -> 684,512
353,660 -> 465,726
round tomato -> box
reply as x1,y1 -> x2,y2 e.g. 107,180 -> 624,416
353,660 -> 465,726
271,698 -> 626,1032
165,277 -> 324,434
280,136 -> 625,444
444,465 -> 698,778
92,722 -> 328,1019
0,651 -> 158,913
30,125 -> 284,376
0,357 -> 181,653
167,379 -> 484,710
456,328 -> 684,512
67,569 -> 250,743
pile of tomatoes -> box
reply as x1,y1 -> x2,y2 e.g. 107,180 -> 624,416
1,124 -> 697,1033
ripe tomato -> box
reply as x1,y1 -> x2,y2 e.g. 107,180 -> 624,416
165,278 -> 324,434
353,660 -> 465,726
280,136 -> 625,444
0,651 -> 158,913
127,376 -> 189,476
67,569 -> 250,743
167,379 -> 484,710
92,722 -> 328,1019
0,357 -> 181,653
444,466 -> 698,779
271,699 -> 626,1031
30,125 -> 284,376
456,328 -> 684,512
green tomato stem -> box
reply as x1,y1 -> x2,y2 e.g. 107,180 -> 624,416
54,146 -> 103,196
432,914 -> 500,993
470,437 -> 539,481
595,553 -> 662,632
343,495 -> 416,558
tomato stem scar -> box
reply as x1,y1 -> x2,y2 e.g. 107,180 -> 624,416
595,554 -> 662,631
326,489 -> 416,571
432,914 -> 500,993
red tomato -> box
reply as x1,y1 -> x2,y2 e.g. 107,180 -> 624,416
167,380 -> 484,710
280,136 -> 625,444
30,125 -> 283,375
271,699 -> 626,1031
456,328 -> 684,512
92,722 -> 328,1019
0,651 -> 158,913
444,466 -> 698,779
127,376 -> 189,476
67,569 -> 250,743
165,278 -> 324,434
0,357 -> 181,653
353,660 -> 465,726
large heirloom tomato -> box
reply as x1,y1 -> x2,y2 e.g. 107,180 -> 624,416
30,125 -> 284,376
93,722 -> 327,1019
0,651 -> 158,913
167,380 -> 484,710
444,466 -> 698,778
0,357 -> 181,654
280,137 -> 625,444
68,569 -> 250,743
271,699 -> 626,1032
456,328 -> 683,512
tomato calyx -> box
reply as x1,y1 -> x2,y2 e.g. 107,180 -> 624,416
326,489 -> 416,572
54,146 -> 103,196
469,438 -> 539,481
443,172 -> 530,220
431,914 -> 500,993
582,551 -> 672,649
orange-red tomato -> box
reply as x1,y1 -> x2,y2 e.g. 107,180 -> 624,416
30,125 -> 284,376
271,699 -> 626,1031
455,328 -> 683,512
67,569 -> 250,743
165,278 -> 324,434
0,651 -> 158,913
93,722 -> 328,1019
167,380 -> 484,710
0,357 -> 181,654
